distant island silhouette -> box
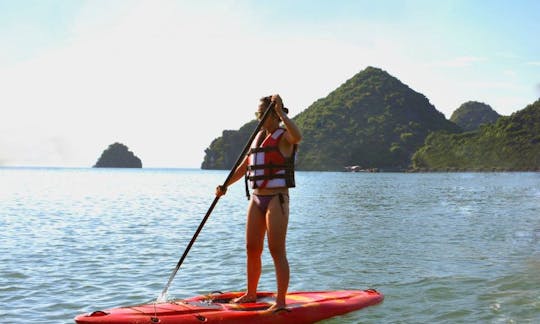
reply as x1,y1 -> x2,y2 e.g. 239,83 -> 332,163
94,142 -> 142,168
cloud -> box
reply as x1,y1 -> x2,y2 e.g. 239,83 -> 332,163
428,56 -> 487,68
502,69 -> 517,77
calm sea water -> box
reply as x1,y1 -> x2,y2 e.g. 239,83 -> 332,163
1,168 -> 539,323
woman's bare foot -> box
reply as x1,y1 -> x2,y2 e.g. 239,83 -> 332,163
265,303 -> 289,313
230,293 -> 257,304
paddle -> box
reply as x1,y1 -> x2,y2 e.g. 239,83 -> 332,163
157,100 -> 276,302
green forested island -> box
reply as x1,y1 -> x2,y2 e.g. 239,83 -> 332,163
413,99 -> 540,171
201,66 -> 539,172
292,67 -> 460,170
450,101 -> 501,132
94,142 -> 142,168
202,121 -> 258,170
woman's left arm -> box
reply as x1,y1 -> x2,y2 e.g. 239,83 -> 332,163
272,94 -> 302,144
279,112 -> 302,144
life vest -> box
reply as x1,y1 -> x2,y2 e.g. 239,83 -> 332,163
246,127 -> 296,190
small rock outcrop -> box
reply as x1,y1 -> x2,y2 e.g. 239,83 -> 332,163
93,142 -> 142,168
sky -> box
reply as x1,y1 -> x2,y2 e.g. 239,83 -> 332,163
1,0 -> 539,168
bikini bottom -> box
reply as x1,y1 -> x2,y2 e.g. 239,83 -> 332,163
252,193 -> 287,214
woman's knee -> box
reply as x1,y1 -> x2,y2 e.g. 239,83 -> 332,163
268,244 -> 286,260
246,242 -> 264,256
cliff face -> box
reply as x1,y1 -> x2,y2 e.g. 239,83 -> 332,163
201,120 -> 258,170
94,142 -> 142,168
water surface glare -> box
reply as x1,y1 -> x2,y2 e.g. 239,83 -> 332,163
1,168 -> 539,323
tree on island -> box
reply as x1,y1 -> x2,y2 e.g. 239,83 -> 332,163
94,142 -> 142,168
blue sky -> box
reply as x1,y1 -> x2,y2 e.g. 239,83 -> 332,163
0,0 -> 539,167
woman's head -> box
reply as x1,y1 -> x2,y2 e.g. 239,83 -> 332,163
256,96 -> 288,121
259,96 -> 272,111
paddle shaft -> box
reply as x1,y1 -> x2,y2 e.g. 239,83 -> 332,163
158,101 -> 276,300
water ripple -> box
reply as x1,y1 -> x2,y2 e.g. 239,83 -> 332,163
1,169 -> 539,323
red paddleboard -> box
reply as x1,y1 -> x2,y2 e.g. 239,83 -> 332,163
75,289 -> 383,324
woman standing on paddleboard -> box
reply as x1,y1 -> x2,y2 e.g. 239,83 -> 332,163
216,94 -> 302,312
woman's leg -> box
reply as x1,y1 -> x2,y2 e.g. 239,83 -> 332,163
234,198 -> 266,303
266,194 -> 289,309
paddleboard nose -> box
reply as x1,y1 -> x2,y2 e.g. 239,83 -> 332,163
74,310 -> 109,323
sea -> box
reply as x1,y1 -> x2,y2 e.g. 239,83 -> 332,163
1,167 -> 539,323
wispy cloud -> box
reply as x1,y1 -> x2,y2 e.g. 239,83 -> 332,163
464,80 -> 519,90
502,70 -> 517,77
428,56 -> 487,68
495,52 -> 520,59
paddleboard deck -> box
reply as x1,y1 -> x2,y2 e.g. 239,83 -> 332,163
74,289 -> 383,324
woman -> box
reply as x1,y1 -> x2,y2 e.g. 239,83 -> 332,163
216,94 -> 302,312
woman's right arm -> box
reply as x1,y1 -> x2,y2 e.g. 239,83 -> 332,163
216,155 -> 248,196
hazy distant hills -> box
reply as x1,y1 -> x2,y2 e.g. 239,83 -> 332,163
201,67 -> 539,172
450,101 -> 501,132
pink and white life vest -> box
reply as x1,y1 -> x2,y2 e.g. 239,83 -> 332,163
246,127 -> 296,189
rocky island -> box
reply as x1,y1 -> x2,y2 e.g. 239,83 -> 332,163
93,142 -> 142,168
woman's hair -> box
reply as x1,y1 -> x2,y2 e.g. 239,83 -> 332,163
259,96 -> 272,109
259,96 -> 289,114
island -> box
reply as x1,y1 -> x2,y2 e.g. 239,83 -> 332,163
201,66 -> 540,172
93,142 -> 142,168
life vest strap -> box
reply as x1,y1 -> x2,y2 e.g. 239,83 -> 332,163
247,163 -> 289,171
248,174 -> 290,181
249,146 -> 280,154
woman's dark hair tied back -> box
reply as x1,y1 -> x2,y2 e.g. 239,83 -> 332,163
260,96 -> 272,108
260,95 -> 289,114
